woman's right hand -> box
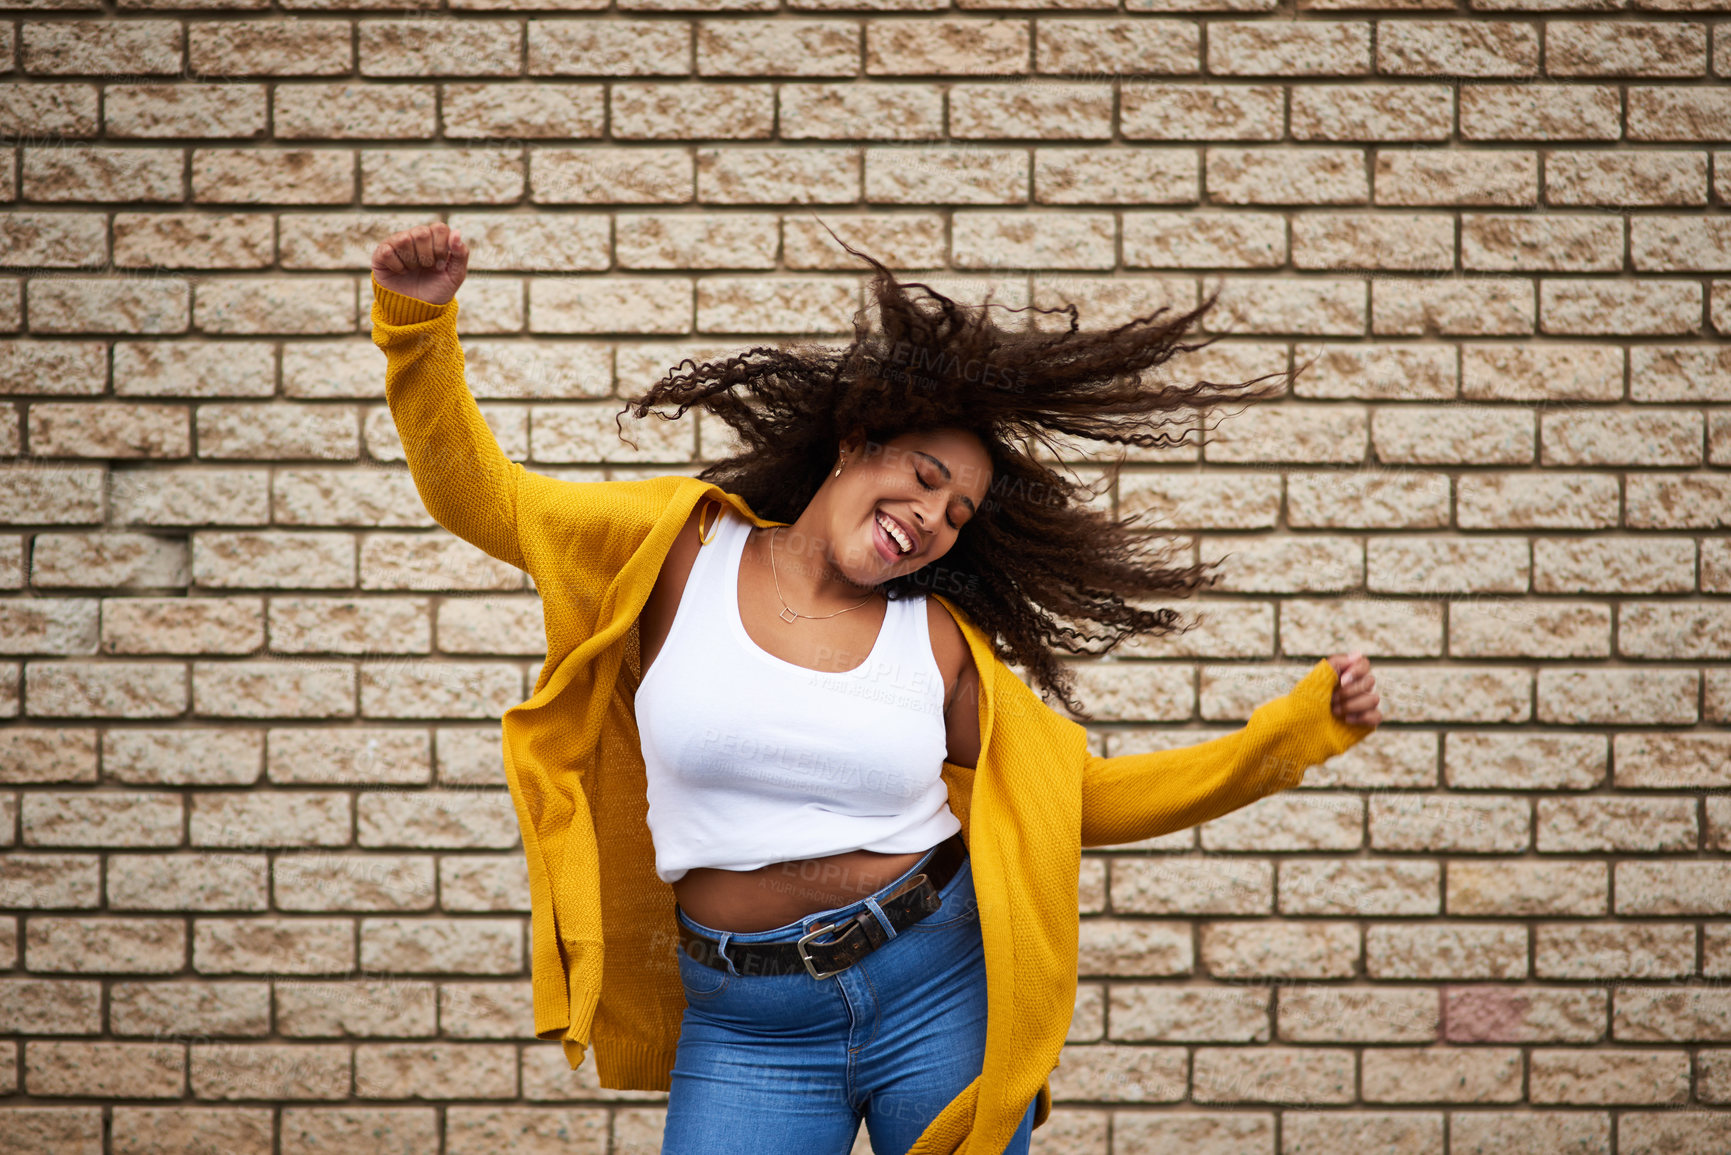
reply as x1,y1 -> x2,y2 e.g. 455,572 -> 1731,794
372,221 -> 468,306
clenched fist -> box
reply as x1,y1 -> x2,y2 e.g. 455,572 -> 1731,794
372,221 -> 468,307
1327,652 -> 1381,728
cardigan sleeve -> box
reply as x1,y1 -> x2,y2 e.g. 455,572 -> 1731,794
369,275 -> 528,571
1078,658 -> 1376,849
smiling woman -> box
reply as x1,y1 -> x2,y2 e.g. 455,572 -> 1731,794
369,218 -> 1380,1155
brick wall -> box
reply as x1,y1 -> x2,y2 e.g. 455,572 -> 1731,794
1,3 -> 1729,1154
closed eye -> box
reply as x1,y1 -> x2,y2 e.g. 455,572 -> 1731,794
917,469 -> 962,531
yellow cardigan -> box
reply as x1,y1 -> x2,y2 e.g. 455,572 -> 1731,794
369,276 -> 1376,1154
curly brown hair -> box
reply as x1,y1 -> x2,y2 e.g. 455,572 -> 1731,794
614,222 -> 1292,720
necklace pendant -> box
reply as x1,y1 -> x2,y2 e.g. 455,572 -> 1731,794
778,606 -> 799,624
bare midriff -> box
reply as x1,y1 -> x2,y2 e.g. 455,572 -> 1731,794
672,846 -> 934,933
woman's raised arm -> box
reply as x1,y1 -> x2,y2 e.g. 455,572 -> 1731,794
370,221 -> 527,570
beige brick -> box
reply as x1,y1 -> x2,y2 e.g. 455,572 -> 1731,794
358,18 -> 520,78
0,978 -> 101,1035
1110,1112 -> 1273,1154
1625,472 -> 1731,529
1283,1111 -> 1442,1154
1461,214 -> 1623,272
1122,210 -> 1283,267
1615,732 -> 1731,789
951,82 -> 1112,140
111,1107 -> 272,1155
1450,1111 -> 1610,1155
1045,1043 -> 1185,1103
22,792 -> 182,848
1457,472 -> 1619,529
1279,859 -> 1440,917
108,982 -> 270,1038
268,728 -> 431,787
280,1107 -> 439,1155
194,792 -> 350,849
1460,82 -> 1621,140
1278,987 -> 1438,1044
1108,985 -> 1269,1043
193,149 -> 356,206
1448,599 -> 1609,659
1447,860 -> 1606,916
0,211 -> 109,269
1122,83 -> 1283,141
526,20 -> 687,78
1365,923 -> 1527,980
1111,857 -> 1272,915
0,343 -> 108,400
442,84 -> 604,142
1206,147 -> 1368,204
1366,536 -> 1529,594
1547,150 -> 1708,207
274,853 -> 436,912
267,597 -> 431,656
99,596 -> 262,656
276,981 -> 436,1039
614,213 -> 777,271
1038,18 -> 1201,75
1368,665 -> 1532,725
1546,21 -> 1707,78
1370,794 -> 1529,852
1535,922 -> 1695,981
1537,668 -> 1699,725
359,148 -> 524,206
1619,1111 -> 1731,1154
274,83 -> 436,140
0,1107 -> 102,1155
1294,342 -> 1458,401
190,1043 -> 350,1100
26,1041 -> 185,1099
1201,793 -> 1363,851
1533,536 -> 1695,594
0,597 -> 99,655
1444,731 -> 1606,791
863,146 -> 1028,205
1443,986 -> 1607,1044
357,791 -> 518,850
1204,276 -> 1366,335
529,147 -> 692,205
32,532 -> 188,588
1039,149 -> 1201,207
192,532 -> 355,589
28,277 -> 191,334
192,659 -> 356,720
107,854 -> 268,912
1208,22 -> 1370,75
445,1106 -> 608,1155
1462,342 -> 1623,402
1374,149 -> 1537,207
1620,602 -> 1731,660
778,84 -> 942,143
1372,277 -> 1535,336
1118,471 -> 1280,531
21,20 -> 183,76
1292,84 -> 1451,141
1378,21 -> 1538,76
1541,280 -> 1704,338
106,729 -> 262,788
355,1043 -> 516,1100
0,83 -> 101,137
188,20 -> 351,76
1530,1049 -> 1688,1105
1614,987 -> 1731,1042
951,211 -> 1115,270
361,917 -> 521,974
1631,345 -> 1731,402
439,982 -> 534,1040
610,82 -> 774,140
1279,595 -> 1444,657
27,917 -> 185,974
109,466 -> 270,526
192,918 -> 354,975
1077,918 -> 1192,977
1200,922 -> 1358,979
1632,218 -> 1731,273
0,853 -> 100,908
695,147 -> 859,206
864,17 -> 1029,77
440,855 -> 530,913
1618,861 -> 1731,915
1191,1047 -> 1354,1104
1207,403 -> 1368,463
1362,1047 -> 1521,1103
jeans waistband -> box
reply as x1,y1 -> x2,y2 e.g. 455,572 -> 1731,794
674,838 -> 955,946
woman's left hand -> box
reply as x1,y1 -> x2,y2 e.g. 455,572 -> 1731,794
1327,651 -> 1382,728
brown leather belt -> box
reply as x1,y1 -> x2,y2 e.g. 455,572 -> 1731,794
677,833 -> 968,981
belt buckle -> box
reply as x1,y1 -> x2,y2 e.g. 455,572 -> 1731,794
796,921 -> 847,980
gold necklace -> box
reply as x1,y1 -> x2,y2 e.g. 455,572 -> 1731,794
766,526 -> 878,624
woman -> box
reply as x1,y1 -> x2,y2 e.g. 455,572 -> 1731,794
369,220 -> 1382,1155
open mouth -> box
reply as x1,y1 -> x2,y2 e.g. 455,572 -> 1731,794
874,510 -> 914,560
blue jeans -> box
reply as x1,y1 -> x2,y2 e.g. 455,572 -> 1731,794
664,843 -> 1038,1155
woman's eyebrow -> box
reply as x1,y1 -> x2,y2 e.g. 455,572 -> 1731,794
914,450 -> 977,515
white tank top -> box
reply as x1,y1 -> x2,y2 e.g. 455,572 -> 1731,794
633,503 -> 961,884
